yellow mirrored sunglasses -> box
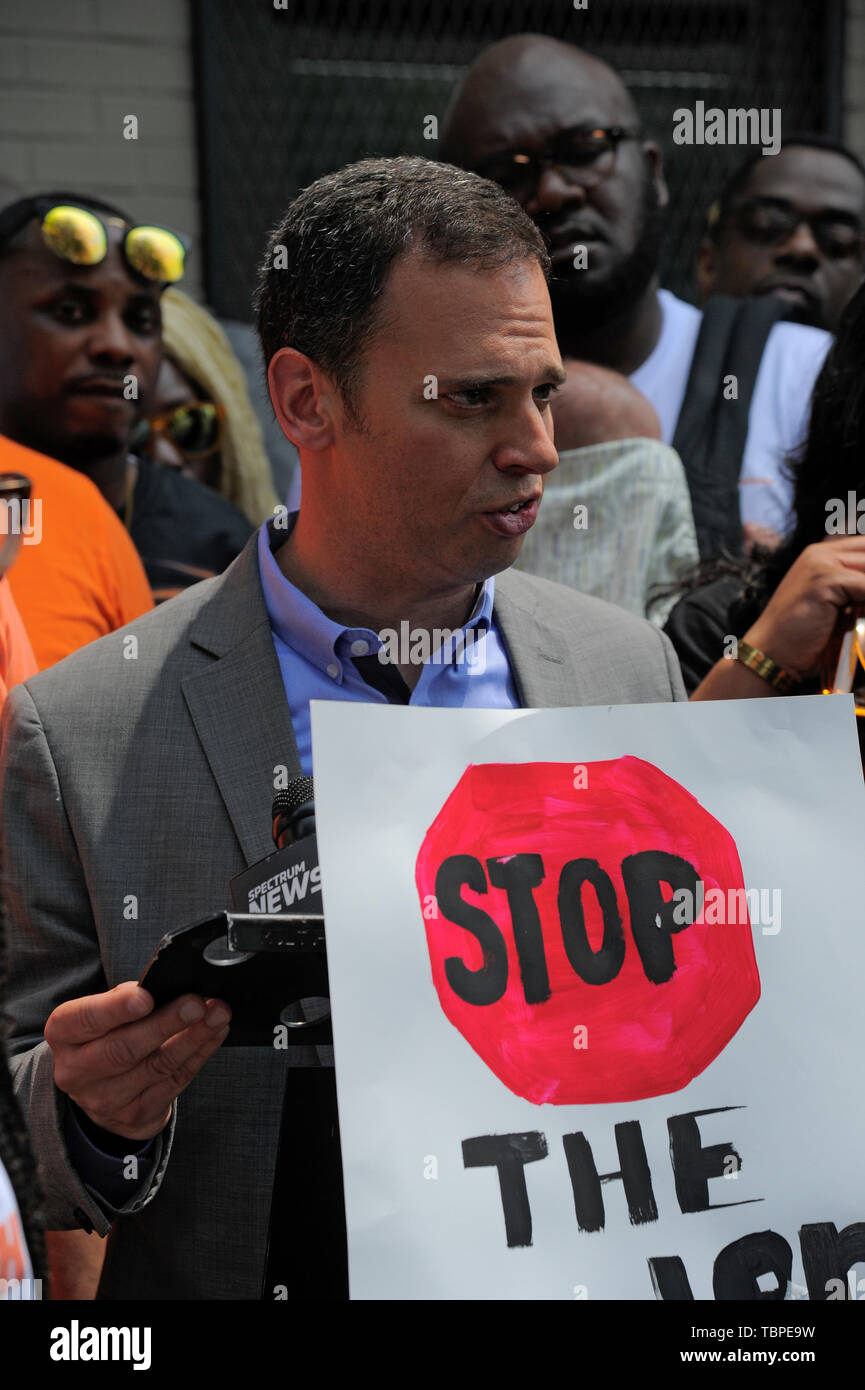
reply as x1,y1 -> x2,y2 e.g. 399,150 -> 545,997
0,198 -> 188,283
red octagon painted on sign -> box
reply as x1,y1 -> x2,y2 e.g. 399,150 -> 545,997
415,757 -> 761,1105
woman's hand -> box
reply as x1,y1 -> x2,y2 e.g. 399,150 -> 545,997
745,536 -> 865,681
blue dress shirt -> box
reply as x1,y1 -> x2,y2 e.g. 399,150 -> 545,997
258,514 -> 520,774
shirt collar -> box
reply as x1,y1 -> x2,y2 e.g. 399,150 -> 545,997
258,513 -> 495,680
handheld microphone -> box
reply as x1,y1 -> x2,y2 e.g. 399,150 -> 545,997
141,777 -> 327,1045
273,777 -> 315,848
229,775 -> 322,919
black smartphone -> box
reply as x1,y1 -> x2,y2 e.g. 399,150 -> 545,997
138,911 -> 331,1047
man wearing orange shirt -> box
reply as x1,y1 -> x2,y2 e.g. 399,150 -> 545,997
0,190 -> 252,604
0,179 -> 155,665
1,434 -> 152,670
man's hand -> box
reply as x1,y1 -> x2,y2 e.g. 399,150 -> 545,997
46,981 -> 231,1143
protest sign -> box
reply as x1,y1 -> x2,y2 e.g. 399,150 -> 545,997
311,695 -> 865,1300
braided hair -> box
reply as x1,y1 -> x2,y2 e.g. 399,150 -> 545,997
160,287 -> 279,526
666,275 -> 865,631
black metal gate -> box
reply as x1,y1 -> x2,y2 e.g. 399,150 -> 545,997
193,0 -> 844,322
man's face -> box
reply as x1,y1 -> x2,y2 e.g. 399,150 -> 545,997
449,47 -> 667,328
699,147 -> 865,332
324,254 -> 563,590
0,217 -> 163,468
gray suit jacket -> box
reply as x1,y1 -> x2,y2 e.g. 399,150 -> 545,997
0,528 -> 684,1299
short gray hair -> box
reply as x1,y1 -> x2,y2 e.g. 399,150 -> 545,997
254,155 -> 550,412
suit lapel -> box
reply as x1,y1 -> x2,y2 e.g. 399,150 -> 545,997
181,534 -> 303,868
493,569 -> 594,709
179,547 -> 591,862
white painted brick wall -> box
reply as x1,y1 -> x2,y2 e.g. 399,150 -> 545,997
0,0 -> 202,295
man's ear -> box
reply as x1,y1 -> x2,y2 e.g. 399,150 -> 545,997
642,141 -> 669,210
267,347 -> 337,451
696,235 -> 718,302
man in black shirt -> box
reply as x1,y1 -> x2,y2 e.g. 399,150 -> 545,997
122,453 -> 253,601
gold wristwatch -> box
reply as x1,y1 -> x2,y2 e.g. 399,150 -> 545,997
736,640 -> 799,693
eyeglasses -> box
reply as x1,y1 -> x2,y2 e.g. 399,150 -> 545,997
729,197 -> 865,260
0,198 -> 189,283
132,401 -> 224,461
475,126 -> 640,203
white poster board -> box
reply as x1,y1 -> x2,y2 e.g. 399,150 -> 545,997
310,695 -> 865,1301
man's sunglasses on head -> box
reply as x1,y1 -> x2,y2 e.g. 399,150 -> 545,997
0,196 -> 189,283
475,125 -> 641,202
131,401 -> 224,462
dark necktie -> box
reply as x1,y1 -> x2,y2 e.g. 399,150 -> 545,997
351,651 -> 412,704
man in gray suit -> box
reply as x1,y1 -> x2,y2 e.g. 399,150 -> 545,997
0,157 -> 684,1300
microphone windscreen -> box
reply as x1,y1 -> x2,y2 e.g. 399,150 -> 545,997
271,775 -> 315,823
